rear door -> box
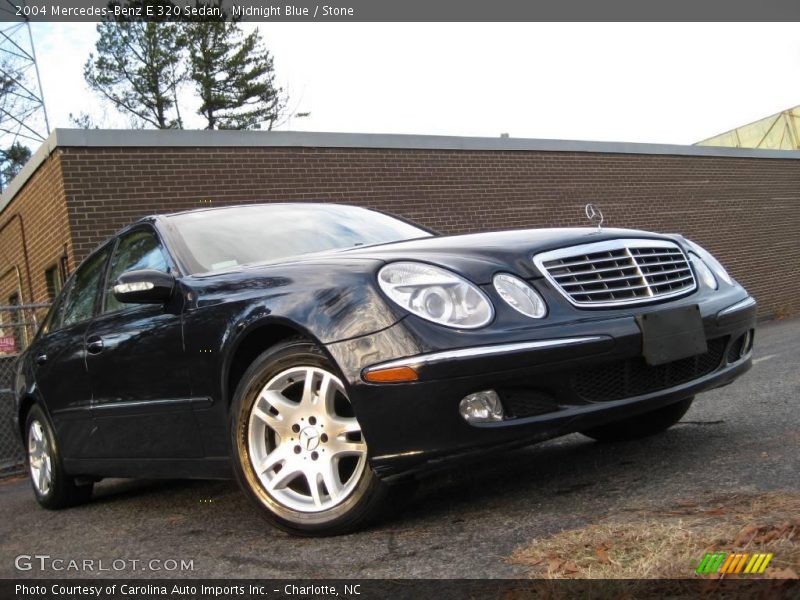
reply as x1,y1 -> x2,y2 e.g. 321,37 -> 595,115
86,225 -> 202,459
30,245 -> 112,458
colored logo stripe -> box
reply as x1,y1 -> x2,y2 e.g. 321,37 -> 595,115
696,552 -> 774,575
696,552 -> 726,574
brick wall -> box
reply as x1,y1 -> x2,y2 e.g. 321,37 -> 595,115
0,151 -> 71,306
3,141 -> 800,319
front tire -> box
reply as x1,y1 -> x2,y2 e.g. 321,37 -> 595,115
580,396 -> 695,442
230,339 -> 389,536
25,404 -> 93,509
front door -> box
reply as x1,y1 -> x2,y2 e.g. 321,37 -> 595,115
86,226 -> 202,459
32,245 -> 112,458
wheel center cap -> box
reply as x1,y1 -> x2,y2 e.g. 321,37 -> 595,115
299,426 -> 320,451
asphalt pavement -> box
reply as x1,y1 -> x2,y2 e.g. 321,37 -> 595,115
1,317 -> 798,579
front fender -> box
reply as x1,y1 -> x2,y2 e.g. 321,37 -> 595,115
181,258 -> 403,406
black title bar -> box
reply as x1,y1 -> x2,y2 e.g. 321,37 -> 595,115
5,579 -> 800,600
2,0 -> 800,22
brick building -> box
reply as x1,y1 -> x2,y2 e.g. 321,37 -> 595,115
1,128 -> 799,329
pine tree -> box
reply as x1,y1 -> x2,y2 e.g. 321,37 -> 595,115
0,142 -> 31,191
186,19 -> 284,130
84,20 -> 186,129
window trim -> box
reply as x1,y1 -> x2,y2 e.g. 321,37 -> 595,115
37,277 -> 72,338
56,242 -> 113,330
98,223 -> 175,318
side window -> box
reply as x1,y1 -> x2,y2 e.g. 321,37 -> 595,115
39,280 -> 71,336
103,229 -> 169,314
61,248 -> 112,328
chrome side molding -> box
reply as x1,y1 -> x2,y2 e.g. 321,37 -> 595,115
363,336 -> 607,373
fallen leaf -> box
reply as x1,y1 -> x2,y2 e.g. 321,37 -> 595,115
596,547 -> 611,564
547,558 -> 563,573
733,524 -> 759,546
562,560 -> 580,573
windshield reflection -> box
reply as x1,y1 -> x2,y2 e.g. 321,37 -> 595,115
167,204 -> 432,274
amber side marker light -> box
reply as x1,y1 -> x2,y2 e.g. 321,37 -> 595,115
363,365 -> 419,383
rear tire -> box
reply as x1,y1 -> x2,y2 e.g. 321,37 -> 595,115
580,396 -> 695,442
25,404 -> 93,509
230,338 -> 389,536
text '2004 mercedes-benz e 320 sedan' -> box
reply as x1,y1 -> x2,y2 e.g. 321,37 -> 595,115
15,203 -> 756,535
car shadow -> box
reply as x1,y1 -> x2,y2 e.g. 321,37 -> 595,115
391,422 -> 729,527
89,478 -> 236,505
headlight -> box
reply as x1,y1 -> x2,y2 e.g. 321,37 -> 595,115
493,273 -> 547,318
685,239 -> 733,286
689,252 -> 718,290
378,262 -> 493,329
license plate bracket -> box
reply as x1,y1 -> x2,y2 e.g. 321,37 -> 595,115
636,304 -> 707,366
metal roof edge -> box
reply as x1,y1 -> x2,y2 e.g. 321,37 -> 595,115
3,128 -> 800,217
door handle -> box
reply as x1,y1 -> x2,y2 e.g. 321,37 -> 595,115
86,337 -> 104,354
35,354 -> 47,366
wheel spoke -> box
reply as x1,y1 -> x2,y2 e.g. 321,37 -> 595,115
37,465 -> 47,493
300,368 -> 316,406
321,459 -> 342,501
307,471 -> 324,507
330,439 -> 367,458
329,416 -> 361,438
318,373 -> 337,414
255,445 -> 289,474
251,406 -> 286,436
253,391 -> 299,435
262,390 -> 300,417
266,463 -> 303,492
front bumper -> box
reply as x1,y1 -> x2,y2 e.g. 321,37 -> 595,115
327,293 -> 757,481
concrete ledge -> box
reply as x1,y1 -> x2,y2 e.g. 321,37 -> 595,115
1,133 -> 60,216
4,128 -> 800,216
51,128 -> 800,159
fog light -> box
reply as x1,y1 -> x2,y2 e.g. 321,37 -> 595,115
459,390 -> 504,423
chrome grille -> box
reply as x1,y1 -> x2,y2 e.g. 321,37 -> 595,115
534,239 -> 696,307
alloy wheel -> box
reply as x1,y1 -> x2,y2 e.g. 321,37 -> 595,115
28,419 -> 53,496
247,366 -> 367,513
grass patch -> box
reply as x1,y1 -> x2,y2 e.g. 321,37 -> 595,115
508,491 -> 799,579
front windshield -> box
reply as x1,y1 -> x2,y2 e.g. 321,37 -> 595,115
167,204 -> 433,274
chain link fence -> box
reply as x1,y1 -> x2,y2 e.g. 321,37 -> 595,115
0,303 -> 49,477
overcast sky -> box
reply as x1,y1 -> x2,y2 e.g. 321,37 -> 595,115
31,22 -> 800,145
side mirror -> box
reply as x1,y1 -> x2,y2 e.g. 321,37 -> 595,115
112,269 -> 175,305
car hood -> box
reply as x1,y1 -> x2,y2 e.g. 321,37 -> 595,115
339,227 -> 677,284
